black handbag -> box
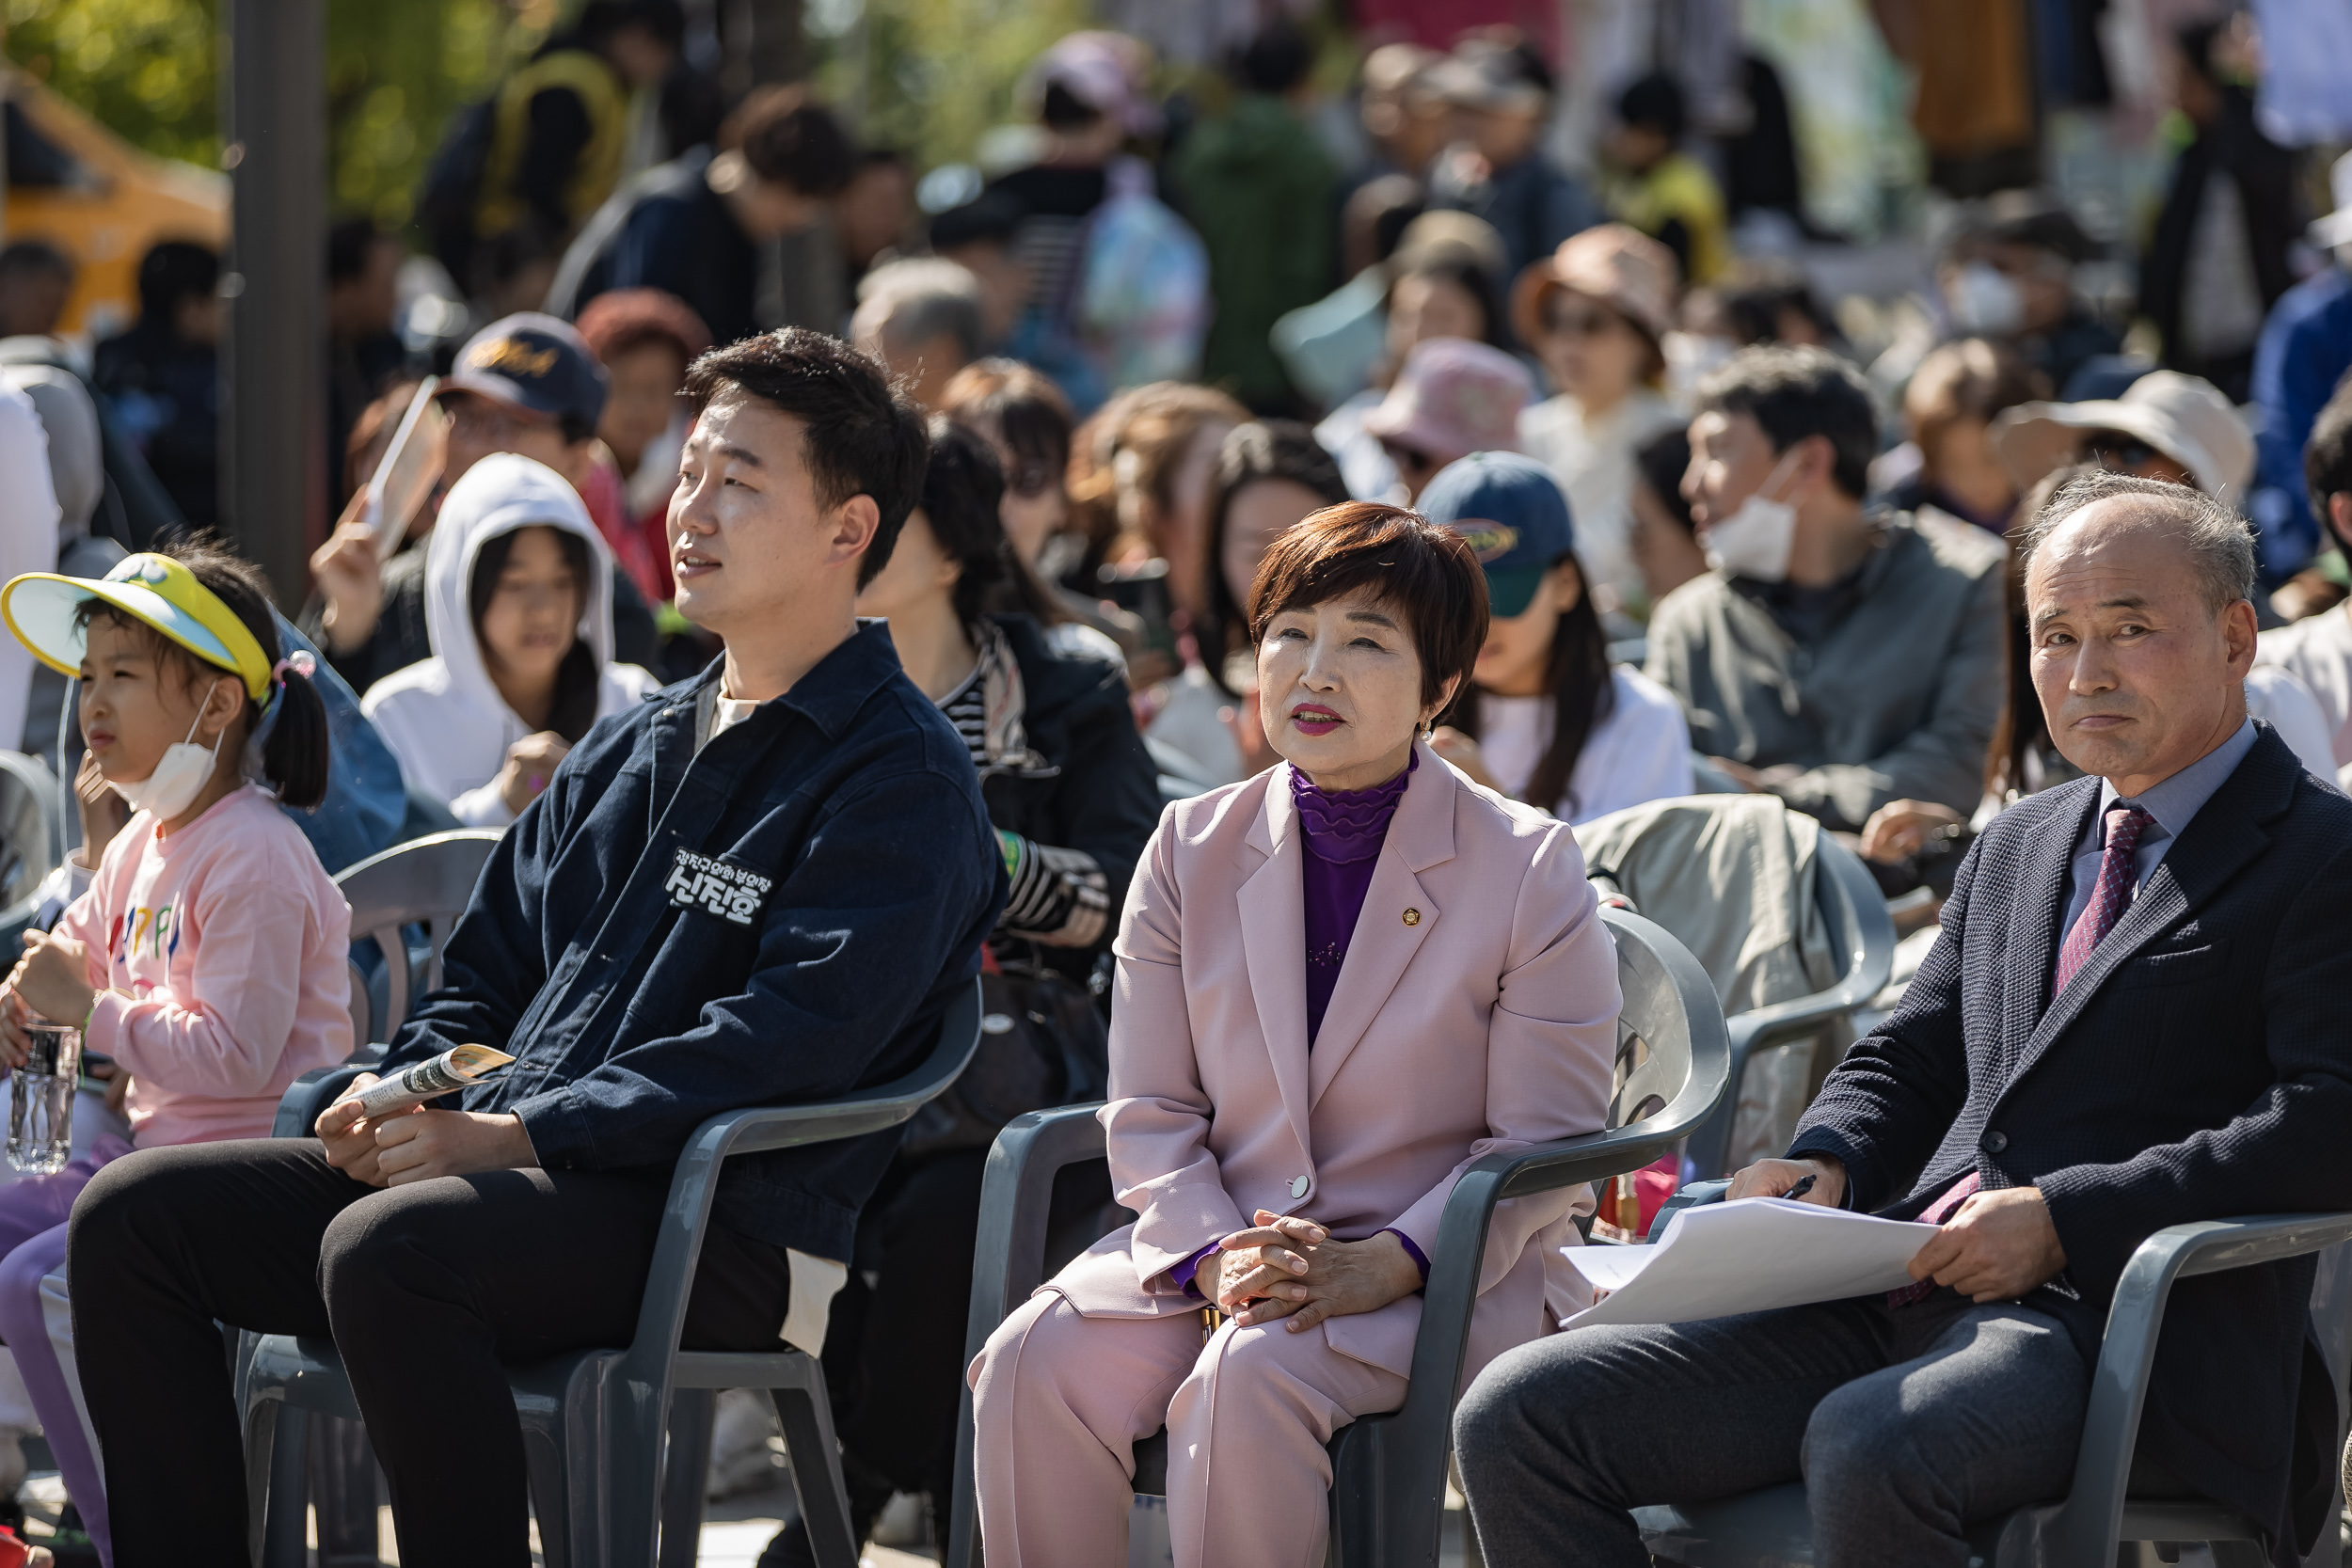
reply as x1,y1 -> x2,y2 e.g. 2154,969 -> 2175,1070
899,947 -> 1110,1160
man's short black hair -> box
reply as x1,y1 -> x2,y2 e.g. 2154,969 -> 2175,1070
730,86 -> 856,199
2306,374 -> 2352,552
682,327 -> 930,588
1234,20 -> 1315,95
0,240 -> 72,284
1694,345 -> 1879,501
135,240 -> 218,327
1616,71 -> 1686,140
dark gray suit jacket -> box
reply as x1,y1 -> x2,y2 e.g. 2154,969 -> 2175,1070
1791,723 -> 2352,1566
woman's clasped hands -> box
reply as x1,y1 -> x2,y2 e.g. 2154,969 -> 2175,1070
1211,1209 -> 1423,1333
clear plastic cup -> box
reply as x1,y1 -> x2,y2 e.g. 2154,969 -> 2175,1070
8,1022 -> 80,1175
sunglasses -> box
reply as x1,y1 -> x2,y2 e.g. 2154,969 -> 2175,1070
2083,432 -> 2161,471
1381,439 -> 1439,474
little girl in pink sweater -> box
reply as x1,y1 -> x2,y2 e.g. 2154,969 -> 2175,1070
0,540 -> 350,1566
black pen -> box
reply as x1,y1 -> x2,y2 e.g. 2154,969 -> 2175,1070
1783,1174 -> 1817,1201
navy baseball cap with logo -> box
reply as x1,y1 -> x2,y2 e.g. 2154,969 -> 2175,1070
441,311 -> 610,431
1417,451 -> 1575,618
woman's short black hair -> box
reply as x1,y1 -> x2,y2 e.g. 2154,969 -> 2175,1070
917,417 -> 1066,628
72,535 -> 331,810
469,525 -> 602,745
1248,501 -> 1488,708
683,326 -> 930,588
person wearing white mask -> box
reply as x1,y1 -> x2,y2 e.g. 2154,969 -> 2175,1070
360,452 -> 660,827
1645,346 -> 2006,832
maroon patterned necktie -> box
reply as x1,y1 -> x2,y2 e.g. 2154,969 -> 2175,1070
2052,804 -> 2153,997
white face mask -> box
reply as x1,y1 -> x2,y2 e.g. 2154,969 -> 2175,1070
111,680 -> 230,822
1701,451 -> 1802,583
1945,261 -> 2025,337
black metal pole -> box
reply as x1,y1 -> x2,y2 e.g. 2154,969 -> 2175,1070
220,0 -> 324,607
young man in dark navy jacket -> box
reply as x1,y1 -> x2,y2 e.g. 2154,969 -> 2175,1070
70,328 -> 1005,1568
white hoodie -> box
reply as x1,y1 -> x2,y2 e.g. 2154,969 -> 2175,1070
362,452 -> 660,826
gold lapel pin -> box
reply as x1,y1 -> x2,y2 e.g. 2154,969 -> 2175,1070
1403,908 -> 1422,927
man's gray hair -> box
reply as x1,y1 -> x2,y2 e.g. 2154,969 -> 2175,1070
852,258 -> 986,362
2014,468 -> 2256,612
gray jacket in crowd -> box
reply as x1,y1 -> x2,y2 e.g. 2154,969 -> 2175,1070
1645,512 -> 2007,832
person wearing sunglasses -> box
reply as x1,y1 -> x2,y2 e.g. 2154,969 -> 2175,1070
1989,368 -> 2254,510
1514,224 -> 1687,621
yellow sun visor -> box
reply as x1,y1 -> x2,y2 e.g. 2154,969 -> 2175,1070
0,553 -> 272,702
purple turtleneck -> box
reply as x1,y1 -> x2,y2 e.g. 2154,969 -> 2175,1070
1165,750 -> 1427,1303
1294,750 -> 1415,1044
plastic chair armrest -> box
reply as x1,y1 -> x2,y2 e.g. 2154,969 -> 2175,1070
615,978 -> 984,1395
946,1102 -> 1107,1568
963,1104 -> 1109,1361
2045,1212 -> 2352,1566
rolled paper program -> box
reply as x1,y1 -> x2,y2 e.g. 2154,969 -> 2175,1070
344,1044 -> 516,1119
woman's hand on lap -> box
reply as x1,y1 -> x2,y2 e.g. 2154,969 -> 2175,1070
1213,1211 -> 1425,1332
1214,1212 -> 1325,1320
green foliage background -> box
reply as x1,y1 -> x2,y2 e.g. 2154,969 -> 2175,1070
805,0 -> 1092,169
4,0 -> 1112,235
3,0 -> 555,230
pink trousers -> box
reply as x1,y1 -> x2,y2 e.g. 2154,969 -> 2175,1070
970,1291 -> 1407,1568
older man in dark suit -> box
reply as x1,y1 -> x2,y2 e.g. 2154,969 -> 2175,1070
1454,468 -> 2352,1568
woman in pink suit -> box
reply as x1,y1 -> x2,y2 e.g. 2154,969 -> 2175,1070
969,501 -> 1624,1567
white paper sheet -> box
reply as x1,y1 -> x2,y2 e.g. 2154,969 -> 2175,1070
1561,1196 -> 1942,1328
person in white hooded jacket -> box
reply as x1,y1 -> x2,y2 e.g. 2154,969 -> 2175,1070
362,451 -> 659,826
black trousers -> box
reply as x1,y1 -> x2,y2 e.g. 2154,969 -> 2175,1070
69,1137 -> 793,1568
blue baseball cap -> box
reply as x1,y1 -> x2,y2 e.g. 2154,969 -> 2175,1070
441,311 -> 609,431
1417,451 -> 1575,617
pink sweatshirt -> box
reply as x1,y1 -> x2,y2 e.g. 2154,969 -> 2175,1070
55,784 -> 354,1147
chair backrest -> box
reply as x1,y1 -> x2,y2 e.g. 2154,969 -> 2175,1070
1674,832 -> 1897,1180
1599,904 -> 1732,1148
0,750 -> 59,927
1810,833 -> 1899,1021
334,830 -> 503,1048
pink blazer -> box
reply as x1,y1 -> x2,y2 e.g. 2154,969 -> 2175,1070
1044,741 -> 1622,1382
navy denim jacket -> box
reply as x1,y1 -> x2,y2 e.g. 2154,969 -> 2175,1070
381,622 -> 1004,1260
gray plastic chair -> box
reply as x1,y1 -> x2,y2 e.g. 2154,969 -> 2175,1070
331,828 -> 504,1052
1675,833 -> 1896,1181
237,975 -> 985,1568
945,908 -> 1733,1568
1635,1212 -> 2352,1567
0,749 -> 61,937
